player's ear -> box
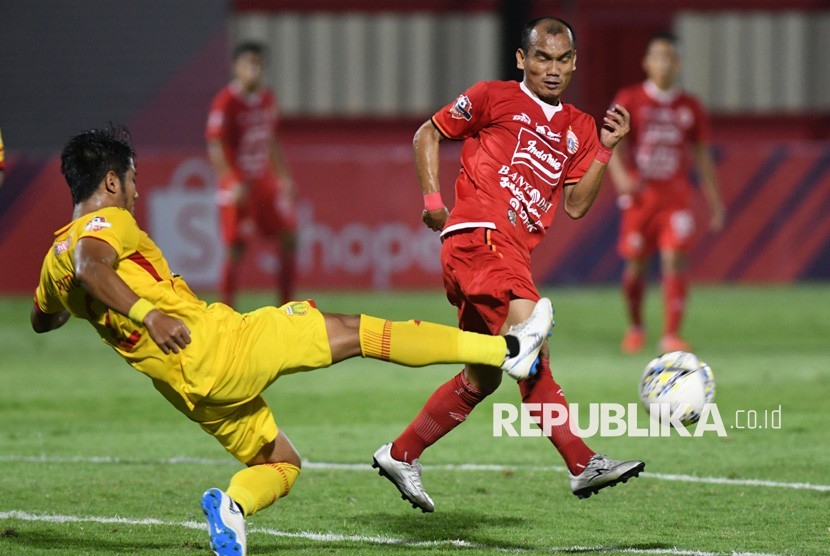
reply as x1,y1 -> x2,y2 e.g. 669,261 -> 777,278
573,50 -> 577,70
103,170 -> 120,195
516,47 -> 526,71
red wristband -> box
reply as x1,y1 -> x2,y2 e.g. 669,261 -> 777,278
595,145 -> 613,164
423,192 -> 444,211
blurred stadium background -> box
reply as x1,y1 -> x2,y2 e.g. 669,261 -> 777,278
1,0 -> 828,294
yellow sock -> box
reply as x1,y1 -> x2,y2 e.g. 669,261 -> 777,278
358,315 -> 506,367
226,462 -> 300,517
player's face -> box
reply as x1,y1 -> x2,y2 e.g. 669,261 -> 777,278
121,161 -> 138,214
643,40 -> 680,89
517,29 -> 576,105
233,51 -> 264,92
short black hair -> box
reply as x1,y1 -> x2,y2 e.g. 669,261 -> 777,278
60,124 -> 135,205
647,31 -> 679,49
521,17 -> 576,53
232,41 -> 267,61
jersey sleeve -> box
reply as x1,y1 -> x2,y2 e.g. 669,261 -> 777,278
33,268 -> 63,315
562,115 -> 600,186
430,81 -> 493,140
77,207 -> 141,258
205,91 -> 229,142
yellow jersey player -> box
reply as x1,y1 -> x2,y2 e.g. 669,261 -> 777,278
31,125 -> 554,556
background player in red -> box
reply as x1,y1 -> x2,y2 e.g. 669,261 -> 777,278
206,41 -> 297,308
607,32 -> 726,354
372,17 -> 645,513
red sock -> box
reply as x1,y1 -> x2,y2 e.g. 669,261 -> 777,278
622,270 -> 644,328
663,272 -> 688,336
220,258 -> 238,307
279,243 -> 296,305
391,371 -> 488,463
518,358 -> 595,475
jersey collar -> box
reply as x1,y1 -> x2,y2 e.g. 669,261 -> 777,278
520,81 -> 563,121
230,80 -> 264,106
643,79 -> 681,104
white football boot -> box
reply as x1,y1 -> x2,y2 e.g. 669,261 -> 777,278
201,488 -> 246,555
569,453 -> 645,499
372,443 -> 435,512
501,297 -> 554,381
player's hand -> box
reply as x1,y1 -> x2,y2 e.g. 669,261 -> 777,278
600,104 -> 630,149
228,181 -> 250,204
143,310 -> 192,355
422,207 -> 449,232
277,187 -> 295,216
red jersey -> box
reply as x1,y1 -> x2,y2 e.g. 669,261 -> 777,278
206,82 -> 280,181
612,80 -> 710,201
432,80 -> 600,254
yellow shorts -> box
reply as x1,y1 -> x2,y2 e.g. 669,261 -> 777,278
191,300 -> 332,463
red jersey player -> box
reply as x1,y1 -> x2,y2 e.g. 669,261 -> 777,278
372,17 -> 645,512
607,33 -> 726,354
206,41 -> 297,308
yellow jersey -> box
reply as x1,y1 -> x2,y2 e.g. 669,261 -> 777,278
35,206 -> 241,410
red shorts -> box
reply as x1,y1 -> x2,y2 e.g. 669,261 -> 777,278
441,227 -> 539,335
617,196 -> 695,260
218,175 -> 296,245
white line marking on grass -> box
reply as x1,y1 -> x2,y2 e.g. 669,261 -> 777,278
2,454 -> 829,492
0,510 -> 784,555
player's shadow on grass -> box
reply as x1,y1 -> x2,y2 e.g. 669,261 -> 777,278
310,509 -> 534,551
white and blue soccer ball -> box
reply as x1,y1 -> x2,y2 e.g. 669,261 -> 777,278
639,351 -> 716,427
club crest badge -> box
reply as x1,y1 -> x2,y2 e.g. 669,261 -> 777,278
566,128 -> 579,154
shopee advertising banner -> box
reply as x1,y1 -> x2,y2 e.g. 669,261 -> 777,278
1,140 -> 828,295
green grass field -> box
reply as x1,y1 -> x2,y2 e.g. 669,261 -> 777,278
1,285 -> 828,555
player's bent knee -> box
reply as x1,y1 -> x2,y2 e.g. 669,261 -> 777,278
464,364 -> 502,394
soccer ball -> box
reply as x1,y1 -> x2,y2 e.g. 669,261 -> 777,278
638,351 -> 715,426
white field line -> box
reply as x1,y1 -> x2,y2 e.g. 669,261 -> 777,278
0,510 -> 784,556
1,454 -> 828,493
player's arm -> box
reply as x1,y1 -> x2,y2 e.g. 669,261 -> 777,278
74,237 -> 191,354
694,142 -> 726,231
269,137 -> 295,206
606,137 -> 638,196
563,105 -> 630,219
413,119 -> 449,232
30,306 -> 70,333
207,139 -> 246,204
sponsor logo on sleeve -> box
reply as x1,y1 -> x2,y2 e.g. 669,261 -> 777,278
85,216 -> 112,232
449,94 -> 473,121
53,235 -> 72,256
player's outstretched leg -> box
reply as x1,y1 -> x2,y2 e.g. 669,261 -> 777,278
501,297 -> 554,380
569,453 -> 645,499
201,488 -> 246,556
372,443 -> 435,512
